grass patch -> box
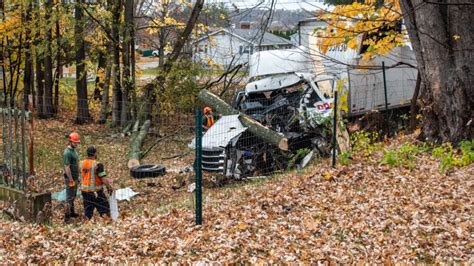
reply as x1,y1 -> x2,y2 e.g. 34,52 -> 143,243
141,67 -> 159,76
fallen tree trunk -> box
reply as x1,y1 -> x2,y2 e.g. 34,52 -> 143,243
198,89 -> 288,151
127,120 -> 151,168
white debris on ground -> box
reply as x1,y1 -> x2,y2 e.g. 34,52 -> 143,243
114,187 -> 139,202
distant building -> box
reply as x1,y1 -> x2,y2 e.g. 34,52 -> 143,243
192,25 -> 294,68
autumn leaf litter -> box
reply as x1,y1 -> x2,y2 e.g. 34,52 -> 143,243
0,118 -> 472,263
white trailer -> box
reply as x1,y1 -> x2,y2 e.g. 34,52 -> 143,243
247,45 -> 418,117
296,17 -> 418,117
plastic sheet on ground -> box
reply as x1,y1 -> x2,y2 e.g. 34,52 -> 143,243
109,191 -> 119,221
115,187 -> 139,201
51,189 -> 82,202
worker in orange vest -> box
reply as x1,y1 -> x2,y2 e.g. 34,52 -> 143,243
63,132 -> 81,224
202,106 -> 216,131
80,145 -> 112,220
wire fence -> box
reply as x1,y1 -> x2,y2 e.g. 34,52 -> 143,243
0,95 -> 32,191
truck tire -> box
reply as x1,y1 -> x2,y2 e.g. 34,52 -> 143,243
130,164 -> 166,179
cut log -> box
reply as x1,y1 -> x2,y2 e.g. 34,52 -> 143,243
198,89 -> 288,151
120,121 -> 133,137
127,120 -> 151,169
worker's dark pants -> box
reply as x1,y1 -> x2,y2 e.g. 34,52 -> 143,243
81,190 -> 110,219
64,176 -> 79,217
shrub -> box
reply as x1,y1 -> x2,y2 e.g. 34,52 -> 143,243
350,130 -> 379,157
432,140 -> 474,173
338,151 -> 352,165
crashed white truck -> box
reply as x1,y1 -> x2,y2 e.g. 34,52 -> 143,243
196,49 -> 336,178
197,46 -> 417,178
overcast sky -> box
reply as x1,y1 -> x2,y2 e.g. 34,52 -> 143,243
206,0 -> 330,11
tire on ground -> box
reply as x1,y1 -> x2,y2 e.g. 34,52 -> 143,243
130,164 -> 166,179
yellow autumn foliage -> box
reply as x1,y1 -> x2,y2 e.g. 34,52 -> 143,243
317,0 -> 406,61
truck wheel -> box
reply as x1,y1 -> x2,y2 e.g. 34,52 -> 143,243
130,164 -> 166,179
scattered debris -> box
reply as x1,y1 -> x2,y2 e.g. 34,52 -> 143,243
187,182 -> 195,193
297,150 -> 315,169
51,189 -> 82,202
130,164 -> 166,179
146,182 -> 161,187
108,191 -> 119,221
114,187 -> 139,202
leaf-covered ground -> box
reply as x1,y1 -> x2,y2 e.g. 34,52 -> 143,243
0,118 -> 472,263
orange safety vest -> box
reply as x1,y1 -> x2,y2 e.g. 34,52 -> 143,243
80,159 -> 103,192
205,114 -> 215,128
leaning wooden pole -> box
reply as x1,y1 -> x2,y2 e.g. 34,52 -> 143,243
198,89 -> 288,151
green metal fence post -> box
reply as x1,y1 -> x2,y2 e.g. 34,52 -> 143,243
195,108 -> 203,225
382,61 -> 390,136
332,91 -> 338,168
382,61 -> 388,111
21,99 -> 26,190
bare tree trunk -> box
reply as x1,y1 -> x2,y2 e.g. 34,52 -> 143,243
409,72 -> 421,132
0,0 -> 6,103
11,34 -> 22,103
141,83 -> 155,122
74,0 -> 90,123
143,0 -> 205,123
94,50 -> 106,101
163,0 -> 204,73
129,0 -> 137,121
400,0 -> 473,144
43,0 -> 54,118
53,2 -> 61,114
23,0 -> 33,110
158,30 -> 165,68
111,0 -> 122,127
99,49 -> 112,124
121,0 -> 133,126
35,57 -> 44,117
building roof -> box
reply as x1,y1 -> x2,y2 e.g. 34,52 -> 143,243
193,28 -> 293,46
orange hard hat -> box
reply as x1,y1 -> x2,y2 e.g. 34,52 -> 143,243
203,107 -> 212,114
68,132 -> 81,143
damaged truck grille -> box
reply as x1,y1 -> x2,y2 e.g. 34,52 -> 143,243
201,147 -> 226,171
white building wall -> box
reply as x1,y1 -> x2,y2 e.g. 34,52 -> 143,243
193,33 -> 253,67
